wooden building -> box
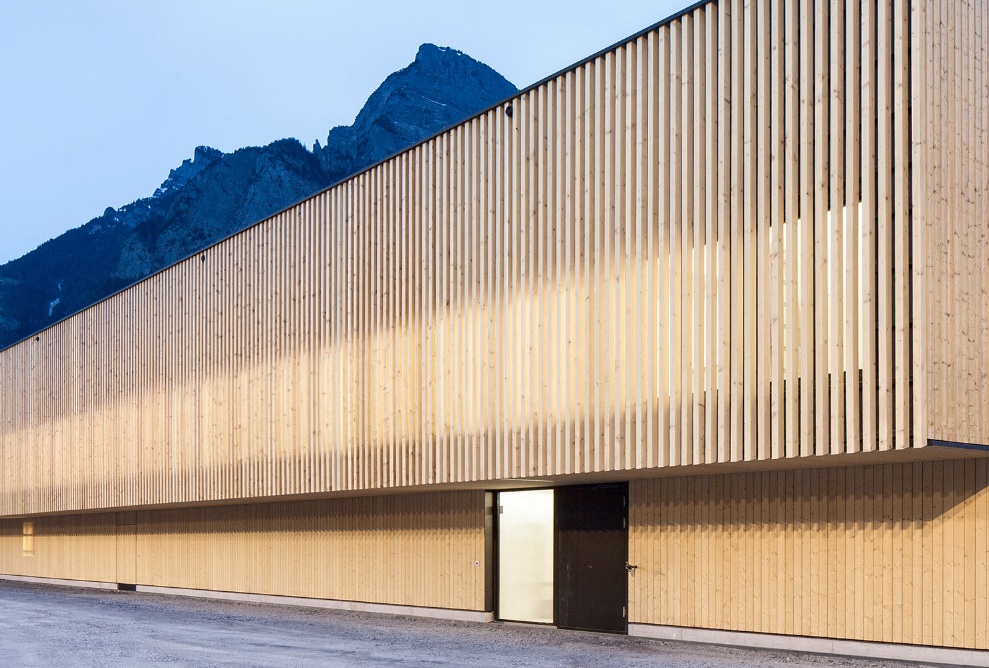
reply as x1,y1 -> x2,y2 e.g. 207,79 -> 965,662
1,0 -> 987,662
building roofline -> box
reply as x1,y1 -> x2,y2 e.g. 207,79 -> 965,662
1,0 -> 714,354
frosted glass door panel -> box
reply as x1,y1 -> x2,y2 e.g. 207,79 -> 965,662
498,489 -> 554,623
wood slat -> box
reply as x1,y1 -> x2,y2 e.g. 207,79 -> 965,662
0,0 -> 955,517
629,459 -> 989,649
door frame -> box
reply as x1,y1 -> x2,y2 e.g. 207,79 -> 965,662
493,482 -> 630,633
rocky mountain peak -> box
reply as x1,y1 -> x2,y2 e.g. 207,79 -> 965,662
0,45 -> 518,351
316,43 -> 516,182
154,145 -> 224,198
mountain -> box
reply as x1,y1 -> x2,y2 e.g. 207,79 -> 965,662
315,44 -> 514,181
0,44 -> 516,350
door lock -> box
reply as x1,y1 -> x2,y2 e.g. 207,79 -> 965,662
625,561 -> 638,573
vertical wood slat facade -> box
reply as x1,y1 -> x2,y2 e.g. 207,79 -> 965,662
0,0 -> 984,514
0,0 -> 987,656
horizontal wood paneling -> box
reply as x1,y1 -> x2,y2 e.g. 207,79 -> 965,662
0,0 -> 926,516
0,490 -> 486,611
629,458 -> 989,649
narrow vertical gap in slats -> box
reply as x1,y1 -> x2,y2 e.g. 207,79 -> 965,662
434,138 -> 446,485
657,25 -> 672,468
861,0 -> 879,452
829,0 -> 846,455
404,152 -> 416,487
358,175 -> 368,489
576,68 -> 589,475
645,31 -> 658,469
625,41 -> 639,472
495,104 -> 507,480
426,147 -> 438,485
876,0 -> 894,451
691,14 -> 707,464
443,130 -> 454,483
892,0 -> 912,451
469,119 -> 480,482
742,0 -> 759,462
387,163 -> 397,486
770,0 -> 786,460
446,129 -> 457,483
519,88 -> 543,476
781,3 -> 801,457
540,82 -> 552,476
813,0 -> 831,456
680,15 -> 695,466
387,162 -> 398,488
704,5 -> 719,464
318,193 -> 329,493
799,0 -> 816,457
617,47 -> 629,471
509,92 -> 521,478
756,0 -> 772,460
845,0 -> 862,454
558,74 -> 571,475
669,19 -> 683,467
412,146 -> 424,487
717,1 -> 731,462
415,148 -> 426,485
730,0 -> 745,461
519,90 -> 530,477
592,58 -> 604,473
564,70 -> 578,474
331,198 -> 342,493
476,116 -> 487,482
455,126 -> 465,482
603,50 -> 617,472
348,180 -> 358,490
373,167 -> 384,488
497,100 -> 509,479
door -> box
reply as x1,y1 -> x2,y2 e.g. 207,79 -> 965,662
555,484 -> 628,633
497,489 -> 554,623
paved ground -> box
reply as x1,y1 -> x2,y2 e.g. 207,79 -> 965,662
0,579 -> 928,668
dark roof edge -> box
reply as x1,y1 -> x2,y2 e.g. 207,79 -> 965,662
1,0 -> 714,354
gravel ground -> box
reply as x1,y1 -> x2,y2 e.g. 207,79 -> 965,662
0,579 -> 930,668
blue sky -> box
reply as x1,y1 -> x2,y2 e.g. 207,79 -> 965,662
0,0 -> 685,265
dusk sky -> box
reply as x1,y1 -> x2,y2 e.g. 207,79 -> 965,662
0,0 -> 684,265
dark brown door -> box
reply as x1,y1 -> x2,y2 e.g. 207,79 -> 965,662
555,483 -> 628,633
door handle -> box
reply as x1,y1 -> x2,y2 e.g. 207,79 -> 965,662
625,562 -> 638,573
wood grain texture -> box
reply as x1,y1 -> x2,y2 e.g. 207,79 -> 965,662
629,459 -> 989,649
0,491 -> 487,611
921,0 -> 989,447
0,0 -> 955,518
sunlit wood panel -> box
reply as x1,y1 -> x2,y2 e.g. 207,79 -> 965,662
629,459 -> 989,649
0,0 -> 975,517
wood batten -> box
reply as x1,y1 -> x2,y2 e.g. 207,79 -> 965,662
629,459 -> 989,649
0,0 -> 982,518
0,491 -> 486,611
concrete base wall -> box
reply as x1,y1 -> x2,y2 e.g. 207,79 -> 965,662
629,623 -> 989,667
